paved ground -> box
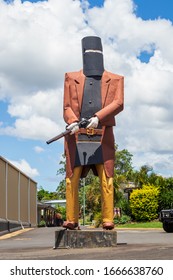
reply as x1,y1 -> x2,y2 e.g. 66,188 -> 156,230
0,226 -> 173,260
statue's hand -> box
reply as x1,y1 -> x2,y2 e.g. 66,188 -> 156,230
67,122 -> 79,135
87,116 -> 99,128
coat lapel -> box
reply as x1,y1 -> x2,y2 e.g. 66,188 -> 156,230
101,71 -> 111,107
74,70 -> 85,111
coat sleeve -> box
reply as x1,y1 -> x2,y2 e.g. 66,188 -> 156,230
63,73 -> 79,125
95,76 -> 124,125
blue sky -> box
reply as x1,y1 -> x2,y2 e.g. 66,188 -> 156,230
1,0 -> 173,191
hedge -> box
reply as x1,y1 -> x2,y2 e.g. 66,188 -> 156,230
130,184 -> 160,221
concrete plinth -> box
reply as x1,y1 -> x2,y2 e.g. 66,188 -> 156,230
54,228 -> 117,249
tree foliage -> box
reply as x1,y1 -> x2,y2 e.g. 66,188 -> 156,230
37,187 -> 57,201
115,146 -> 134,181
56,154 -> 66,199
81,177 -> 101,215
159,189 -> 173,210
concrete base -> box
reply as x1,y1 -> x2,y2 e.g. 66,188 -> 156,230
54,228 -> 117,249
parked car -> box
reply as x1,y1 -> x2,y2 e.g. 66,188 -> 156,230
159,209 -> 173,232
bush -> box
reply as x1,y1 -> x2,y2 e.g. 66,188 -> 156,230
38,220 -> 46,227
117,197 -> 132,216
56,205 -> 66,220
94,212 -> 102,228
114,215 -> 131,224
159,188 -> 173,210
130,184 -> 160,221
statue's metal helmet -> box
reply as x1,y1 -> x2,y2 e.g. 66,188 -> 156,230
81,36 -> 104,76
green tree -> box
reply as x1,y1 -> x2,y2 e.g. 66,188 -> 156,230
113,146 -> 134,214
158,177 -> 173,210
81,177 -> 101,215
159,189 -> 173,210
133,165 -> 153,187
132,164 -> 165,188
56,154 -> 66,198
115,146 -> 134,181
37,187 -> 49,201
37,187 -> 58,201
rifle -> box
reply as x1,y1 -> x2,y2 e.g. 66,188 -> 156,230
46,118 -> 90,145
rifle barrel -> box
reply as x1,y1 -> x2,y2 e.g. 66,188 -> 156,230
46,129 -> 70,144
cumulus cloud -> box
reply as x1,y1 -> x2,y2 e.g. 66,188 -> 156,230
8,158 -> 39,178
0,0 -> 173,176
4,88 -> 64,139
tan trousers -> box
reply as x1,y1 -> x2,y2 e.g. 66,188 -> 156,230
65,164 -> 114,224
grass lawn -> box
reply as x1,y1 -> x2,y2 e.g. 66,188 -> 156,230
116,221 -> 162,228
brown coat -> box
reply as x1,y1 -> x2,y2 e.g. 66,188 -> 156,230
63,70 -> 124,178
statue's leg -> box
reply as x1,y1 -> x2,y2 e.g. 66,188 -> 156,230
63,166 -> 82,229
96,164 -> 114,229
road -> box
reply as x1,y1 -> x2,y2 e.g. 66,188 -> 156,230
0,226 -> 173,260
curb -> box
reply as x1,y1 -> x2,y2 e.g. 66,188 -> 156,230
116,227 -> 163,231
0,228 -> 34,240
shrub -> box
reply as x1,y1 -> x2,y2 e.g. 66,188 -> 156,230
94,212 -> 102,228
159,188 -> 173,210
117,197 -> 132,216
130,184 -> 160,221
114,214 -> 131,224
56,205 -> 66,220
38,220 -> 46,227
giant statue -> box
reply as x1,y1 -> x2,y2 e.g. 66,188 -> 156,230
62,36 -> 124,230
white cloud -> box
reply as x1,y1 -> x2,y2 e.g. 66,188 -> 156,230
0,114 -> 61,140
132,152 -> 173,178
34,146 -> 44,153
8,158 -> 39,178
0,0 -> 89,97
1,0 -> 173,177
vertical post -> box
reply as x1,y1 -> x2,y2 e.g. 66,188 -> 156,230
28,179 -> 31,225
36,183 -> 38,227
5,162 -> 8,220
18,172 -> 21,222
83,178 -> 86,226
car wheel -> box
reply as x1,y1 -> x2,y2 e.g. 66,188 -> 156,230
163,221 -> 173,233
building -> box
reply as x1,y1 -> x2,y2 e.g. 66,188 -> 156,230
43,199 -> 66,208
37,200 -> 66,227
37,202 -> 56,227
0,156 -> 37,235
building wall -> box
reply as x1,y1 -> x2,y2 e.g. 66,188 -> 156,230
7,165 -> 19,221
0,158 -> 6,219
0,156 -> 37,234
30,181 -> 37,225
20,173 -> 29,223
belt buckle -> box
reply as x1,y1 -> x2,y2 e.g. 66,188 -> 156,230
86,128 -> 94,135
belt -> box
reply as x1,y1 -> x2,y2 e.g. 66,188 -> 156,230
77,128 -> 103,136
